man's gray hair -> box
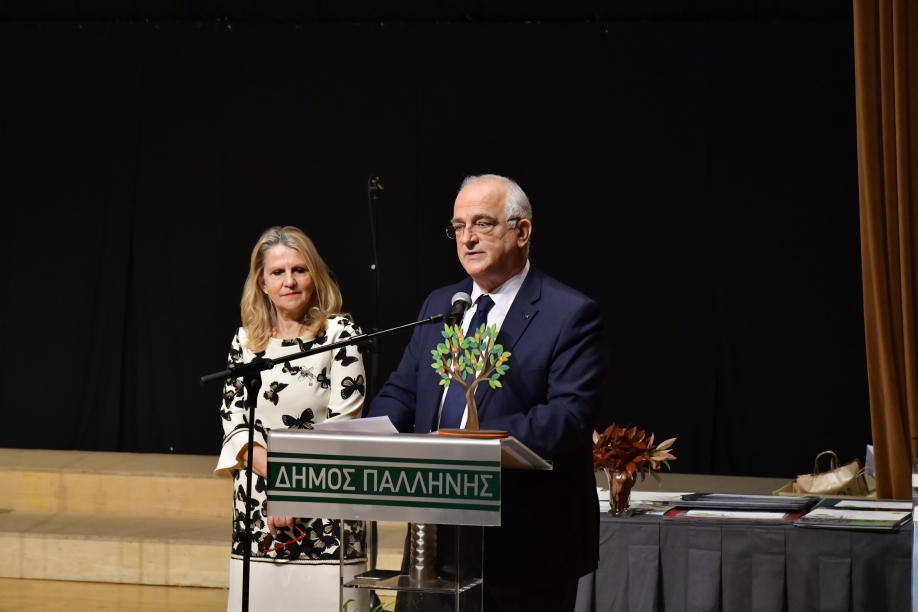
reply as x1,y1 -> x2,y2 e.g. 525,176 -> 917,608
460,174 -> 532,223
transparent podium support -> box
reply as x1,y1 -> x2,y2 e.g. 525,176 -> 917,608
343,523 -> 483,612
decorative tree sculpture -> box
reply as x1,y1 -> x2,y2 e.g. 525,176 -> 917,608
430,323 -> 511,431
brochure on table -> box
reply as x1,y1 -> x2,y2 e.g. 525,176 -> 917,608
795,497 -> 912,531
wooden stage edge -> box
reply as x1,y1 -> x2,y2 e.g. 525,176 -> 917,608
0,577 -> 228,612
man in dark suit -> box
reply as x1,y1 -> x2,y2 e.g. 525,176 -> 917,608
369,174 -> 606,612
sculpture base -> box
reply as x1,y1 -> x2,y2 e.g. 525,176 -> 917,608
437,429 -> 509,439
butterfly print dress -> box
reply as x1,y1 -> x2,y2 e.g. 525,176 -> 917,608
214,315 -> 368,611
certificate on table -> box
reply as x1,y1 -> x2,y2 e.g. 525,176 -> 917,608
662,507 -> 805,523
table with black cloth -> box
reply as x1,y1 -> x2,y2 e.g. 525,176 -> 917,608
583,513 -> 911,612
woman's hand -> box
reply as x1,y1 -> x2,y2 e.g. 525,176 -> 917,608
238,443 -> 268,478
237,445 -> 296,536
267,515 -> 297,537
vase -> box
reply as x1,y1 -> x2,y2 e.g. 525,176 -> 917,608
605,468 -> 636,517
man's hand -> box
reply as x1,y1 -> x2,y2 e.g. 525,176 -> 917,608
239,443 -> 268,478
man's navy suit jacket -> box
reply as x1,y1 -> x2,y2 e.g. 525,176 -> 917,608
368,265 -> 606,587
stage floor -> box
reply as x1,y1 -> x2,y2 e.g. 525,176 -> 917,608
0,577 -> 227,612
0,577 -> 397,612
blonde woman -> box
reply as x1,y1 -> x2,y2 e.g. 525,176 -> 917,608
214,226 -> 367,611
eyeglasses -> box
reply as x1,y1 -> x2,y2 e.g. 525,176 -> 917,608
262,526 -> 307,554
446,218 -> 521,240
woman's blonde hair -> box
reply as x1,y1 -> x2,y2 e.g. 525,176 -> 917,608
241,226 -> 344,353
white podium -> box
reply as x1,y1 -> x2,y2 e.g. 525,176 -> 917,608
267,430 -> 551,611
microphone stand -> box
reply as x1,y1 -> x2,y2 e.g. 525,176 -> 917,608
366,174 -> 383,409
200,313 -> 445,612
366,174 -> 383,610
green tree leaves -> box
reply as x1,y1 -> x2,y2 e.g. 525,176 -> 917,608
430,323 -> 511,392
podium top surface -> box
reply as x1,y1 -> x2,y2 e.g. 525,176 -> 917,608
267,430 -> 551,471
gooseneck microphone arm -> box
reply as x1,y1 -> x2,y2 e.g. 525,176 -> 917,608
200,314 -> 444,386
199,312 -> 445,612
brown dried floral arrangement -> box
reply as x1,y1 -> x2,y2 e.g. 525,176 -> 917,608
593,423 -> 676,511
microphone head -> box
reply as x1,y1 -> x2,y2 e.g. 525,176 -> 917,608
451,292 -> 472,306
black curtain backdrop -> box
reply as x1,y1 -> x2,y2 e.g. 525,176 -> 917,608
0,16 -> 869,478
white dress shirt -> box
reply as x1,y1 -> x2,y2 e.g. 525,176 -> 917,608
437,260 -> 531,428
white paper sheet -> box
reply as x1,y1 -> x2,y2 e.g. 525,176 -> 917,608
311,416 -> 399,434
596,489 -> 686,515
597,488 -> 611,510
684,510 -> 787,520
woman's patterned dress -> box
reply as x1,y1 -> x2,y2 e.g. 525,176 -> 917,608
214,315 -> 367,610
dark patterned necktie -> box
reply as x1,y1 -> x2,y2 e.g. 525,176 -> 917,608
438,295 -> 496,430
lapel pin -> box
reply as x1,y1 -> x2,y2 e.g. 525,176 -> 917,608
524,313 -> 530,319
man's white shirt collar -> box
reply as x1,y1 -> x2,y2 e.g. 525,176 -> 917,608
469,259 -> 530,320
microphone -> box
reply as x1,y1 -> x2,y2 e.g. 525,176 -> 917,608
445,292 -> 472,327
